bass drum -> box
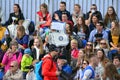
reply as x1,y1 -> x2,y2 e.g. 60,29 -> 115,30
48,32 -> 69,47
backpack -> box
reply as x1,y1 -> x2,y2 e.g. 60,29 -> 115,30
35,57 -> 52,80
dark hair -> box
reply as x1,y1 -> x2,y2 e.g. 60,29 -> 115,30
97,20 -> 104,26
74,4 -> 81,9
14,4 -> 22,13
49,44 -> 59,52
113,56 -> 120,61
40,3 -> 48,12
91,4 -> 97,7
91,14 -> 100,23
60,1 -> 66,6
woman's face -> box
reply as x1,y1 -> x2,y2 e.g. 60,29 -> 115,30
78,18 -> 83,25
78,50 -> 84,58
97,50 -> 103,58
40,6 -> 46,13
13,5 -> 19,13
100,40 -> 107,48
17,29 -> 21,35
108,7 -> 113,15
111,22 -> 116,29
86,42 -> 92,49
71,42 -> 77,49
11,45 -> 17,51
82,61 -> 88,69
34,39 -> 40,47
92,16 -> 98,23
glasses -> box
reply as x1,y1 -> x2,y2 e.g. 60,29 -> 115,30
83,63 -> 87,65
91,8 -> 96,10
86,44 -> 92,46
100,43 -> 106,45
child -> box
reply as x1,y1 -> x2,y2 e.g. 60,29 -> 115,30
21,48 -> 33,79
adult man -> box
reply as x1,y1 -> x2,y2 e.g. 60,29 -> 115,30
88,21 -> 108,42
3,61 -> 23,80
42,44 -> 61,80
53,1 -> 71,21
82,54 -> 98,80
113,56 -> 120,74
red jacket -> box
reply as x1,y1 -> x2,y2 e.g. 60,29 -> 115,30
37,11 -> 51,28
42,54 -> 58,80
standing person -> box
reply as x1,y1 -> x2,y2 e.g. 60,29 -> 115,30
2,40 -> 22,73
104,6 -> 119,29
42,44 -> 61,80
5,4 -> 24,25
53,1 -> 71,21
102,62 -> 120,80
36,3 -> 51,39
3,61 -> 23,80
81,54 -> 98,80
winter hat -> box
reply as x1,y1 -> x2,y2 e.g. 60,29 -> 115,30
49,44 -> 59,52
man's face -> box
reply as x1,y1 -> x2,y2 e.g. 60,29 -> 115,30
60,3 -> 66,11
113,59 -> 120,67
91,5 -> 97,12
96,23 -> 103,31
10,63 -> 18,72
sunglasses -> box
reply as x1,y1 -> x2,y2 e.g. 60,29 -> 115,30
82,63 -> 87,65
86,44 -> 92,46
10,65 -> 15,67
100,43 -> 106,45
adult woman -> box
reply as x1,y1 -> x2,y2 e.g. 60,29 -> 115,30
88,14 -> 99,32
73,16 -> 89,40
2,40 -> 22,72
31,36 -> 44,61
74,59 -> 89,80
95,49 -> 109,80
100,39 -> 110,56
16,25 -> 29,54
36,3 -> 51,38
109,20 -> 120,49
84,42 -> 94,59
104,6 -> 119,29
6,4 -> 24,25
72,4 -> 85,25
102,62 -> 120,80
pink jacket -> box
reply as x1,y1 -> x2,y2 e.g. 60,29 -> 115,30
2,51 -> 22,72
71,48 -> 79,59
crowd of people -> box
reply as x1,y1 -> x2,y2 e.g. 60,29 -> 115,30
0,1 -> 120,80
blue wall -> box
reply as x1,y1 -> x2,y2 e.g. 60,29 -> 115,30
0,0 -> 120,23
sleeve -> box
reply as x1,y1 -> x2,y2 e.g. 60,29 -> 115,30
2,52 -> 9,65
20,13 -> 25,20
7,13 -> 13,25
22,35 -> 29,48
42,59 -> 57,77
21,55 -> 27,70
103,31 -> 108,40
17,52 -> 22,65
3,70 -> 11,79
10,70 -> 23,80
82,69 -> 92,80
88,31 -> 94,42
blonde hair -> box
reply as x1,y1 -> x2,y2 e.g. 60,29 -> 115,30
34,36 -> 43,54
71,39 -> 78,47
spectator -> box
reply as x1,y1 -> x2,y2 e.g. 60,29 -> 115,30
99,39 -> 110,56
89,21 -> 108,42
21,48 -> 33,79
109,20 -> 120,49
84,42 -> 94,59
102,62 -> 120,80
88,14 -> 100,32
95,49 -> 109,80
36,3 -> 51,39
42,44 -> 61,80
53,1 -> 71,21
57,54 -> 72,80
74,59 -> 89,80
73,16 -> 89,40
72,4 -> 85,25
113,56 -> 120,74
3,61 -> 23,80
104,6 -> 119,29
81,54 -> 98,80
16,25 -> 29,54
5,4 -> 24,26
31,36 -> 44,61
2,40 -> 22,72
85,4 -> 102,25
